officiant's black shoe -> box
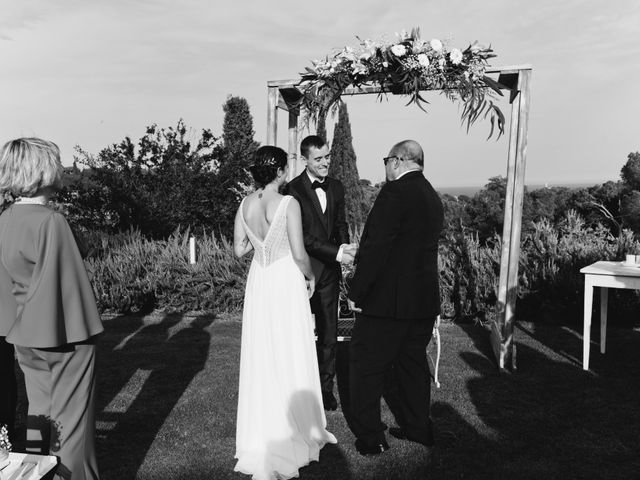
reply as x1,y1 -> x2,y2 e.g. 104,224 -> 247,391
389,427 -> 434,448
322,391 -> 338,411
354,438 -> 389,456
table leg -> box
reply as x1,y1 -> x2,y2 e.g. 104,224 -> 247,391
600,287 -> 608,354
583,278 -> 594,370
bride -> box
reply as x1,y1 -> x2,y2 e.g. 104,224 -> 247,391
233,146 -> 337,480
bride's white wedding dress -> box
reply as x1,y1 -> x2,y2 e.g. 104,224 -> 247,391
234,195 -> 337,480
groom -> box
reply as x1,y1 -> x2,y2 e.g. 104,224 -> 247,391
285,135 -> 354,411
347,139 -> 443,455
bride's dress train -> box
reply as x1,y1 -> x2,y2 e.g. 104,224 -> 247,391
234,195 -> 337,480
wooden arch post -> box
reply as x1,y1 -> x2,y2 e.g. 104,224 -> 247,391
266,65 -> 532,371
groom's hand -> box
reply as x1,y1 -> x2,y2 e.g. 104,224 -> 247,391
347,298 -> 362,313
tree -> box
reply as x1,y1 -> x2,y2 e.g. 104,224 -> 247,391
620,190 -> 640,233
328,102 -> 366,230
316,108 -> 327,143
63,119 -> 228,238
359,179 -> 380,216
621,152 -> 640,190
618,152 -> 640,233
219,96 -> 260,186
465,176 -> 533,242
466,176 -> 507,241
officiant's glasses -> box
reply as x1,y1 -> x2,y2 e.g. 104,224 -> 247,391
383,155 -> 402,165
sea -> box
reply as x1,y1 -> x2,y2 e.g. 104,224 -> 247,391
437,182 -> 602,197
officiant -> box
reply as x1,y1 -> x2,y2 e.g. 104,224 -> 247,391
347,140 -> 443,455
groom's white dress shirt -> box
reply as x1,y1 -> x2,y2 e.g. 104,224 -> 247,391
306,170 -> 346,262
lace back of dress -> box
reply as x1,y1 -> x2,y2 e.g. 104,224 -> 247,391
243,196 -> 292,268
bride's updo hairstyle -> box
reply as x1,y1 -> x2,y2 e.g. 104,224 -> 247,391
249,146 -> 288,188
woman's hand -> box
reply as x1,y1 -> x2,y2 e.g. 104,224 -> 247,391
306,277 -> 315,299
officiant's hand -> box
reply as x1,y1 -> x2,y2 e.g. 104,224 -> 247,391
340,244 -> 358,265
341,251 -> 355,265
306,277 -> 315,299
347,298 -> 362,313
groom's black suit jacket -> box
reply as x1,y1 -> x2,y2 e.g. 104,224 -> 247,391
284,170 -> 350,279
348,170 -> 444,319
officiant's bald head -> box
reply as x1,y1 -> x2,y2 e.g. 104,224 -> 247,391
385,140 -> 424,181
391,140 -> 424,167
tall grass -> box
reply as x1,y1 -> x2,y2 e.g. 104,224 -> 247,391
85,230 -> 249,314
440,210 -> 640,325
85,212 -> 640,325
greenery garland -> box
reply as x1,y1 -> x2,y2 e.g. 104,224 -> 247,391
300,27 -> 506,139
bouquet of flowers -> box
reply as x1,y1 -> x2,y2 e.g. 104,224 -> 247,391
301,27 -> 505,138
0,424 -> 11,462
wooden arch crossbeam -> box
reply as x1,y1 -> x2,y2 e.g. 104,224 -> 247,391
266,64 -> 532,371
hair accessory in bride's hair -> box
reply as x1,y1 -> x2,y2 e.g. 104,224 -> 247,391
253,155 -> 278,169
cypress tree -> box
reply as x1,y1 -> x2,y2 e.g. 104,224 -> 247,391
329,102 -> 365,230
316,108 -> 327,143
220,95 -> 260,182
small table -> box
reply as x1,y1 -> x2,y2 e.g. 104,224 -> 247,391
0,452 -> 57,479
580,261 -> 640,370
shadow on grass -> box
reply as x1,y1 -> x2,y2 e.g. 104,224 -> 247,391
95,313 -> 214,479
438,321 -> 640,480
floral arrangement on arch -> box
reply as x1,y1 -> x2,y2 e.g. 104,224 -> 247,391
300,27 -> 506,138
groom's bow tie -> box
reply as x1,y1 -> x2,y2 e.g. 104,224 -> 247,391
312,180 -> 328,191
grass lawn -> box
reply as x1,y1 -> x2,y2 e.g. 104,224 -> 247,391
14,313 -> 640,479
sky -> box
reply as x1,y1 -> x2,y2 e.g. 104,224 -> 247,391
1,0 -> 639,188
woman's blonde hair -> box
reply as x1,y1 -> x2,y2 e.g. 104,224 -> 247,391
0,138 -> 64,197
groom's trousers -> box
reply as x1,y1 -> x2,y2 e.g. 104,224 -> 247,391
310,265 -> 340,395
349,313 -> 436,446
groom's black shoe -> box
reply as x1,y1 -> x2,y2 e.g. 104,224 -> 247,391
389,427 -> 434,447
322,391 -> 338,411
354,438 -> 390,456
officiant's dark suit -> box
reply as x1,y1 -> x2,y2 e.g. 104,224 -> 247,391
347,140 -> 443,453
284,136 -> 350,410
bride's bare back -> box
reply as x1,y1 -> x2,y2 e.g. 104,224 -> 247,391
233,189 -> 314,287
241,191 -> 284,242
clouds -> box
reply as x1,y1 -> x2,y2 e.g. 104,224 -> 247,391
0,1 -> 638,185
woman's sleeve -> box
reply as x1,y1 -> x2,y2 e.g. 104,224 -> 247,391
11,213 -> 103,348
0,263 -> 17,337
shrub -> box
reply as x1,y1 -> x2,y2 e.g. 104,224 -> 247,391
85,229 -> 249,314
83,211 -> 640,326
438,210 -> 640,326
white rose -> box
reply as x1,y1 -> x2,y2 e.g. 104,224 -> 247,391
391,44 -> 407,57
417,53 -> 430,67
450,48 -> 463,65
353,62 -> 368,75
382,61 -> 389,68
430,39 -> 443,52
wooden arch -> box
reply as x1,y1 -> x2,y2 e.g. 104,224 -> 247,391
266,64 -> 532,371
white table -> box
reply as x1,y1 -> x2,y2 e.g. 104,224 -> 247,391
0,452 -> 57,479
581,261 -> 640,370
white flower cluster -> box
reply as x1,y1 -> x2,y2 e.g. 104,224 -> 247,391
301,27 -> 503,138
0,425 -> 11,452
308,29 -> 487,84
